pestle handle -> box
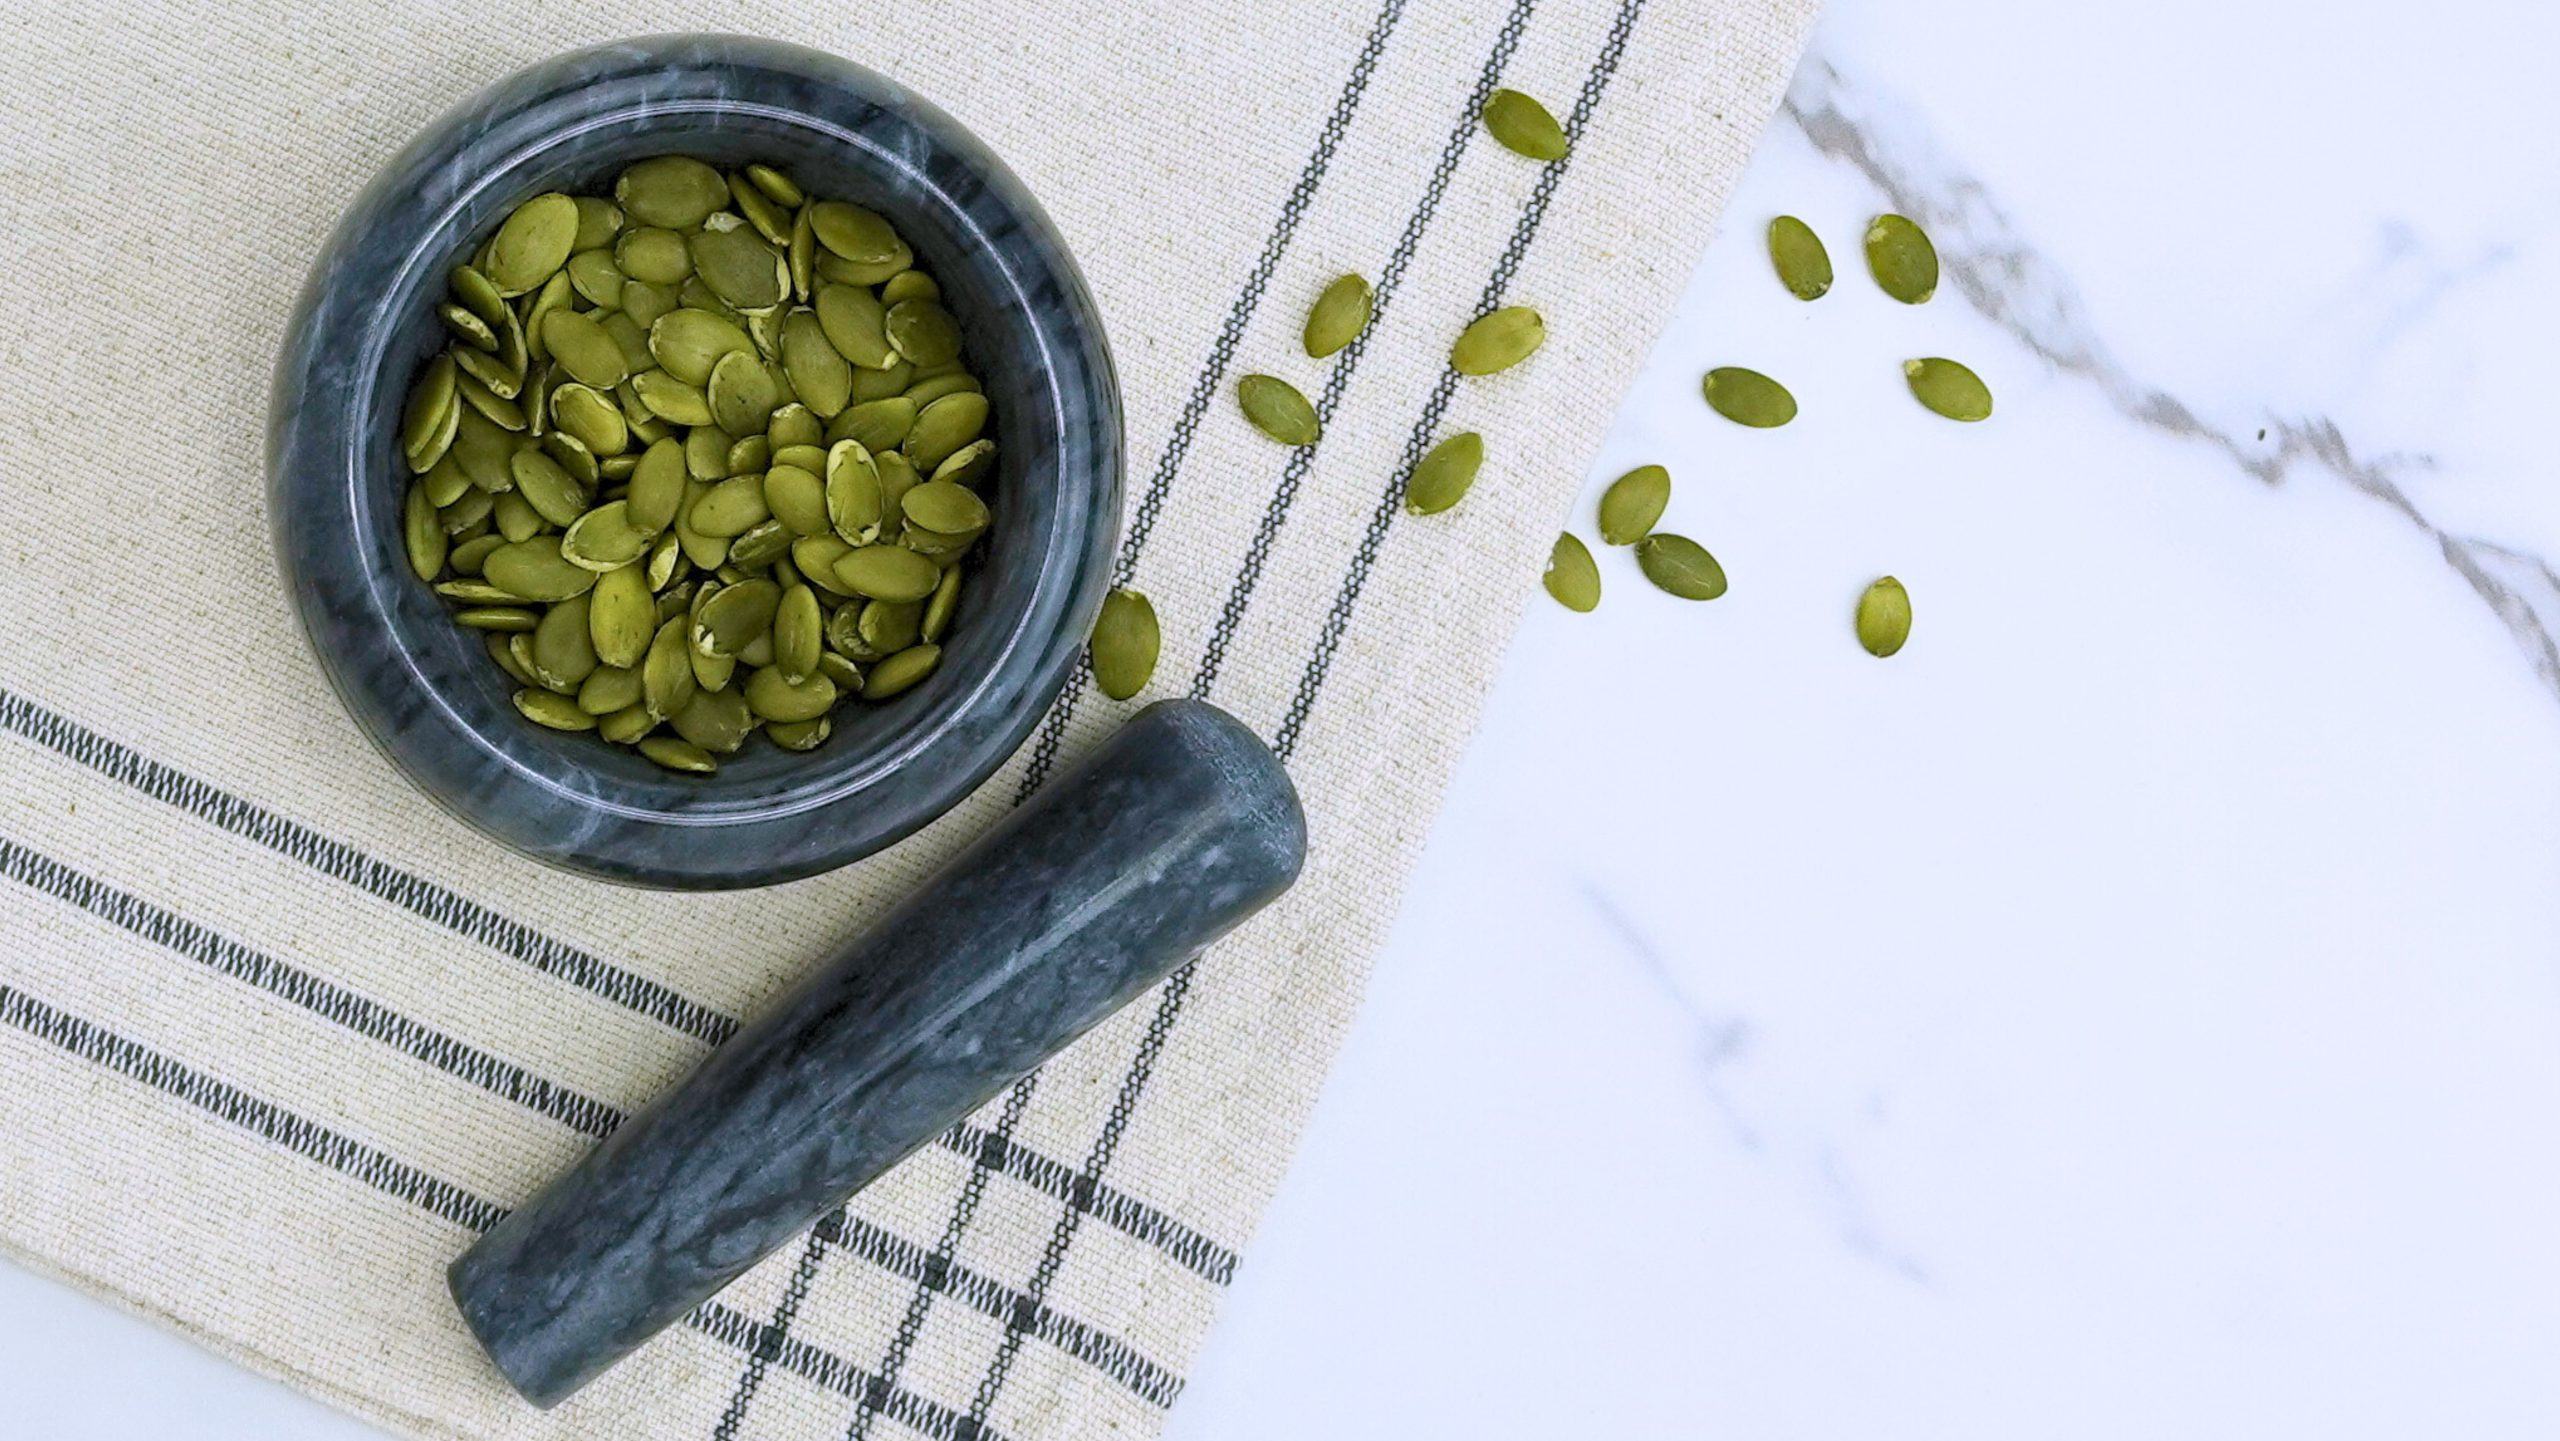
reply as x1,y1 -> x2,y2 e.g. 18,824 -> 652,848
448,699 -> 1306,1406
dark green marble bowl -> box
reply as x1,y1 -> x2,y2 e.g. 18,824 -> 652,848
268,35 -> 1122,888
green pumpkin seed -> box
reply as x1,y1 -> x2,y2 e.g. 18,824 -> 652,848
1903,357 -> 1992,421
794,536 -> 856,594
672,479 -> 726,569
693,578 -> 780,657
435,578 -> 513,604
638,734 -> 716,772
645,531 -> 685,590
632,369 -> 715,427
880,271 -> 940,305
456,369 -> 528,432
787,205 -> 818,302
541,430 -> 598,487
451,343 -> 522,402
486,632 -> 536,683
642,616 -> 697,720
814,284 -> 895,368
922,565 -> 963,643
744,665 -> 836,723
1090,589 -> 1159,700
855,644 -> 936,700
621,279 -> 680,328
456,606 -> 537,632
570,196 -> 622,251
616,156 -> 729,230
903,392 -> 988,473
486,193 -> 578,295
650,308 -> 754,387
531,593 -> 599,690
883,299 -> 962,368
903,373 -> 982,407
626,437 -> 687,533
422,453 -> 471,507
729,518 -> 795,570
450,264 -> 510,332
1403,432 -> 1483,516
781,309 -> 854,417
670,687 -> 753,753
683,424 -> 732,481
772,584 -> 823,683
402,353 -> 459,471
766,716 -> 830,751
707,349 -> 781,436
849,358 -> 916,402
564,248 -> 624,310
1635,534 -> 1727,600
439,488 -> 495,536
562,501 -> 650,570
1702,367 -> 1797,427
809,202 -> 902,263
683,474 -> 766,539
448,532 -> 505,574
767,404 -> 822,451
1238,374 -> 1319,445
577,663 -> 644,717
818,246 -> 911,288
1865,214 -> 1938,304
858,599 -> 924,654
551,382 -> 629,456
492,490 -> 544,544
902,480 -> 988,537
1766,216 -> 1832,300
522,273 -> 574,357
1303,273 -> 1372,358
839,397 -> 916,454
745,163 -> 802,208
753,464 -> 823,537
834,545 -> 940,602
508,448 -> 585,526
1543,533 -> 1601,612
690,224 -> 787,311
403,482 -> 447,581
1451,306 -> 1544,375
440,302 -> 498,351
874,451 -> 923,514
1597,464 -> 1670,545
727,178 -> 791,244
483,537 -> 598,602
816,652 -> 863,692
598,705 -> 656,745
1856,576 -> 1911,656
824,441 -> 884,543
541,310 -> 628,389
1481,88 -> 1568,160
515,688 -> 596,731
587,562 -> 656,668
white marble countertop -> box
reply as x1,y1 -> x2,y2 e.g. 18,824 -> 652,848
11,0 -> 2560,1433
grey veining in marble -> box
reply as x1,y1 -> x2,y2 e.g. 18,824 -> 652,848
447,700 -> 1306,1408
266,35 -> 1123,887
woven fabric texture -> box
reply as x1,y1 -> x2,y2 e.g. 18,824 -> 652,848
0,0 -> 1816,1436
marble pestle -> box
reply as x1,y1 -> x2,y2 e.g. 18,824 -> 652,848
447,699 -> 1306,1407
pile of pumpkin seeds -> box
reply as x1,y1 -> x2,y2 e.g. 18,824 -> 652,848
1537,211 -> 1994,655
399,156 -> 993,773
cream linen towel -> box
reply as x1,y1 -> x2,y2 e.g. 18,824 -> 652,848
0,0 -> 1816,1436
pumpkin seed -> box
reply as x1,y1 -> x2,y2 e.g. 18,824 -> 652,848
1767,216 -> 1832,300
688,474 -> 771,538
403,483 -> 447,580
1090,589 -> 1159,700
625,437 -> 687,533
1903,357 -> 1991,421
422,454 -> 471,507
531,593 -> 599,690
562,501 -> 650,571
787,205 -> 818,302
861,644 -> 941,700
541,430 -> 598,486
782,309 -> 854,417
858,599 -> 923,654
690,224 -> 787,311
903,373 -> 982,407
707,348 -> 781,436
455,371 -> 526,431
440,302 -> 497,351
729,518 -> 795,570
1481,88 -> 1568,160
435,578 -> 513,604
816,652 -> 863,692
880,270 -> 940,305
456,606 -> 537,632
1543,533 -> 1601,613
1635,534 -> 1727,600
922,565 -> 964,643
487,193 -> 578,295
448,532 -> 505,574
766,717 -> 831,751
1597,465 -> 1670,545
450,265 -> 510,332
515,688 -> 596,731
815,284 -> 895,368
402,354 -> 459,471
1403,432 -> 1484,516
492,490 -> 543,544
621,279 -> 680,328
1451,306 -> 1544,375
577,663 -> 644,717
642,616 -> 697,720
773,584 -> 823,683
650,308 -> 754,386
874,450 -> 923,512
850,358 -> 916,402
794,536 -> 857,593
645,531 -> 685,590
1238,374 -> 1319,445
810,202 -> 902,263
884,299 -> 962,367
840,396 -> 917,453
632,369 -> 715,426
834,545 -> 940,602
483,537 -> 598,601
901,392 -> 987,473
1865,214 -> 1938,304
439,488 -> 495,535
506,449 -> 584,526
745,164 -> 802,208
768,404 -> 823,450
452,343 -> 522,402
551,383 -> 629,455
1702,367 -> 1797,427
745,665 -> 836,723
587,562 -> 656,669
563,249 -> 624,310
638,734 -> 716,772
1303,273 -> 1372,358
818,246 -> 911,288
617,156 -> 729,230
825,441 -> 884,543
902,480 -> 988,537
539,310 -> 628,389
571,196 -> 622,251
1856,576 -> 1911,657
693,578 -> 780,657
670,687 -> 753,753
598,705 -> 656,745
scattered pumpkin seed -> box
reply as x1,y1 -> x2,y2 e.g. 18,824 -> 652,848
1864,214 -> 1938,304
1767,216 -> 1832,300
1635,534 -> 1727,600
1702,367 -> 1797,427
1403,432 -> 1484,516
1238,374 -> 1320,445
1303,274 -> 1372,358
1090,589 -> 1159,700
1481,88 -> 1568,160
1450,306 -> 1544,375
1543,533 -> 1601,613
1903,357 -> 1992,421
1856,576 -> 1911,656
1597,465 -> 1670,545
